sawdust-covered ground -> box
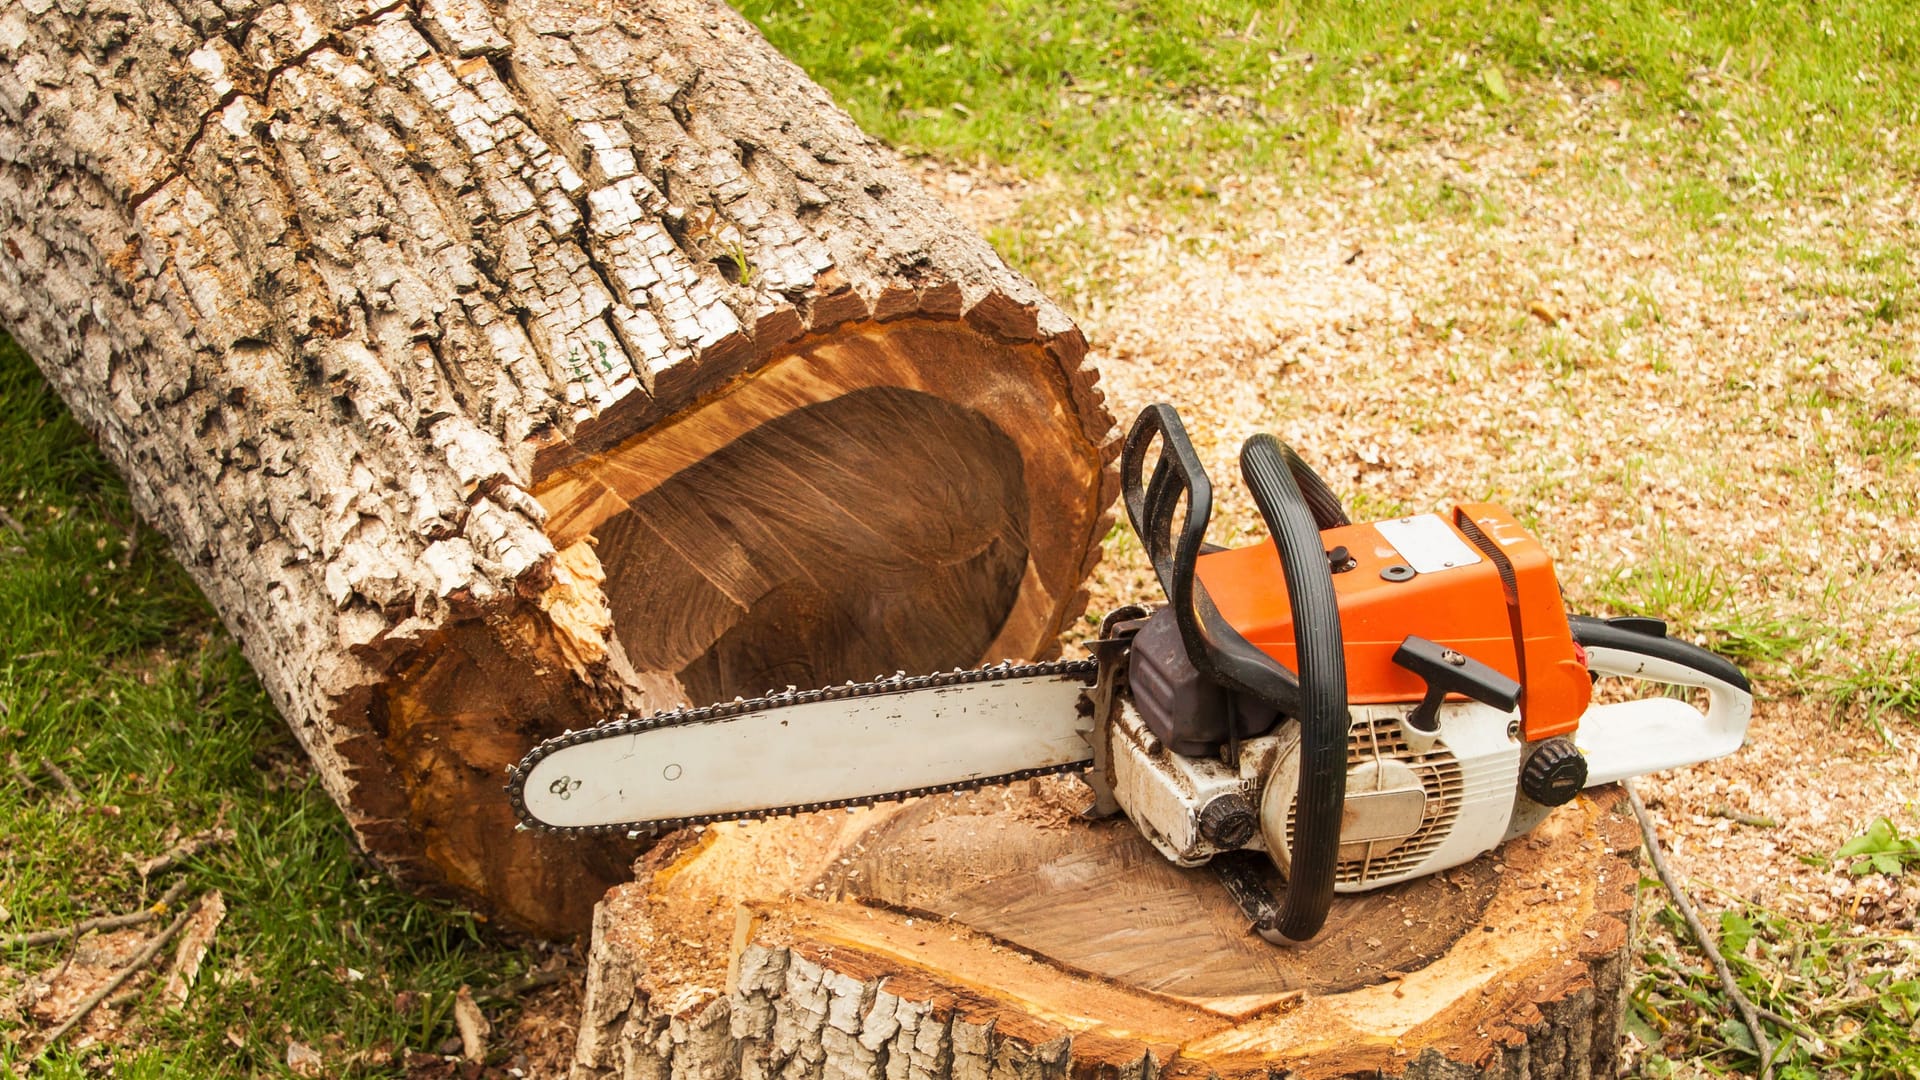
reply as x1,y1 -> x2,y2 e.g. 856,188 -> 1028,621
919,128 -> 1920,939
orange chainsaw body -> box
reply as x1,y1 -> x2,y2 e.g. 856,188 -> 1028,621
1196,503 -> 1590,739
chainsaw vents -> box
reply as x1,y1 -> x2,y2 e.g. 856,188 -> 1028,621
1266,703 -> 1522,892
1275,712 -> 1464,888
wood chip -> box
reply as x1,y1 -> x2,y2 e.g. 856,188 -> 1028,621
454,984 -> 491,1063
286,1039 -> 323,1077
164,889 -> 226,1009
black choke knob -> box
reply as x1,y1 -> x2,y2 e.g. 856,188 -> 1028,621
1521,736 -> 1588,806
1198,792 -> 1259,848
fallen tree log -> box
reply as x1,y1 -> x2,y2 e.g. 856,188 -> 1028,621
0,0 -> 1112,935
571,783 -> 1643,1079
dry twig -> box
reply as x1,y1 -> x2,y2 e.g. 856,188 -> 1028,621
473,960 -> 571,1004
0,878 -> 192,950
1627,782 -> 1777,1080
39,755 -> 82,804
32,892 -> 204,1057
8,755 -> 37,793
0,504 -> 26,539
1709,806 -> 1779,829
1754,1005 -> 1820,1045
134,827 -> 236,879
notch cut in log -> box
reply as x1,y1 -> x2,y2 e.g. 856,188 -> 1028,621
572,783 -> 1643,1078
0,0 -> 1113,935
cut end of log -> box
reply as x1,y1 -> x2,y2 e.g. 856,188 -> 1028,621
534,315 -> 1110,702
572,783 -> 1643,1079
372,308 -> 1112,936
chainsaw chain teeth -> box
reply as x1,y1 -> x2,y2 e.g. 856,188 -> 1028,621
504,657 -> 1098,837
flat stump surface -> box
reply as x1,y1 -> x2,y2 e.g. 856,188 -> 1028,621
575,779 -> 1644,1078
814,784 -> 1508,1000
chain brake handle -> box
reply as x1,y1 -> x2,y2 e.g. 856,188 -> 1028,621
1120,407 -> 1299,712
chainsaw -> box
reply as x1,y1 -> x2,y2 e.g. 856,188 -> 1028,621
509,404 -> 1752,945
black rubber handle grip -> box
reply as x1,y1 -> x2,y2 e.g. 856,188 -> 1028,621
1120,404 -> 1212,612
1121,407 -> 1308,717
1239,433 -> 1349,944
1279,443 -> 1350,530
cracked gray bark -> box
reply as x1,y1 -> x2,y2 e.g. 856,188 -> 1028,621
0,0 -> 1114,934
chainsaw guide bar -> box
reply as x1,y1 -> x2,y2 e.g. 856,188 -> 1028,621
506,658 -> 1098,837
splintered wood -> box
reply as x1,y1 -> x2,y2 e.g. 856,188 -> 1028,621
0,0 -> 1113,934
574,783 -> 1643,1079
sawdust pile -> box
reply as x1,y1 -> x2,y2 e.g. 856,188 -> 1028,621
921,136 -> 1919,935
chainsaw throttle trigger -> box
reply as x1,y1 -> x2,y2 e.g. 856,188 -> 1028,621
1392,635 -> 1522,736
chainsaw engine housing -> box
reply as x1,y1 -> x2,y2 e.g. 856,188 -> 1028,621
1107,689 -> 1535,891
1118,502 -> 1589,893
1194,504 -> 1593,740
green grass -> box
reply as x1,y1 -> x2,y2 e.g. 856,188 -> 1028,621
740,0 -> 1920,211
1823,646 -> 1920,747
1589,535 -> 1813,683
1633,891 -> 1920,1078
0,337 -> 540,1076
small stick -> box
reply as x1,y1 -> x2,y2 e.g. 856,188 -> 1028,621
133,827 -> 235,879
1709,806 -> 1778,829
1754,1005 -> 1819,1044
33,893 -> 203,1056
1627,783 -> 1776,1080
39,756 -> 81,804
0,879 -> 192,949
0,504 -> 25,539
472,962 -> 570,1004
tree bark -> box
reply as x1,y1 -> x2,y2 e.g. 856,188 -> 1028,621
0,0 -> 1113,935
570,784 -> 1643,1079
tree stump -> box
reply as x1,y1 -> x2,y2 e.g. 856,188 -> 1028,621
0,0 -> 1112,934
571,783 -> 1642,1078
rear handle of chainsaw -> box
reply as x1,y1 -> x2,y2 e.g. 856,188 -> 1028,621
1568,616 -> 1754,786
1121,406 -> 1350,945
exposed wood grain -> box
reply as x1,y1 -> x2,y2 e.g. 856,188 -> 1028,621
572,783 -> 1641,1078
816,787 -> 1505,1002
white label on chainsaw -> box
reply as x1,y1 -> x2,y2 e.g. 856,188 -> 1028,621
1375,514 -> 1483,574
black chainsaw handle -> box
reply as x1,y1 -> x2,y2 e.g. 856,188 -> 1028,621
1120,404 -> 1211,616
1239,433 -> 1348,946
1120,407 -> 1305,716
1121,407 -> 1347,944
1279,442 -> 1351,531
